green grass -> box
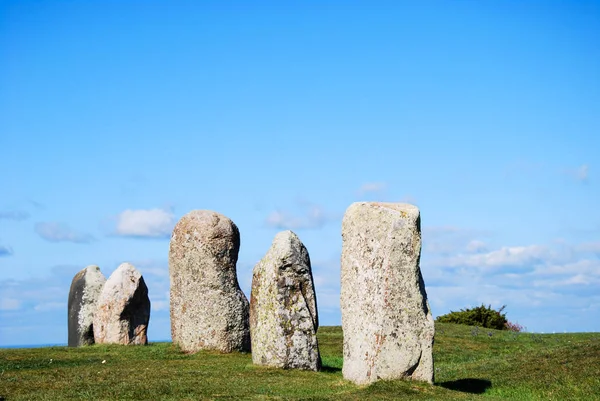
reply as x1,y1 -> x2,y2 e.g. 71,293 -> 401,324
1,324 -> 599,400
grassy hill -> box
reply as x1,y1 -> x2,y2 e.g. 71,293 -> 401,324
1,323 -> 599,400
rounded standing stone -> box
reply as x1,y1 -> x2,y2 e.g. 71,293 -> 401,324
68,265 -> 106,347
169,210 -> 250,353
340,202 -> 435,385
93,262 -> 150,345
250,230 -> 321,371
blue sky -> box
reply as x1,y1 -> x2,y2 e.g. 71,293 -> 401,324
1,0 -> 599,346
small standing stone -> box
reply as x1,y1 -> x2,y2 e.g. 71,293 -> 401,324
93,262 -> 150,345
169,210 -> 250,353
250,230 -> 321,371
340,202 -> 434,385
68,265 -> 106,347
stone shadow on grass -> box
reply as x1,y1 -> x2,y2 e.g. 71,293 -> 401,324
320,364 -> 342,373
438,378 -> 492,394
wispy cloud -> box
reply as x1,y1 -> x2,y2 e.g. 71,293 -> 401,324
35,222 -> 95,243
422,226 -> 491,256
132,259 -> 169,277
419,224 -> 600,332
565,164 -> 590,183
0,260 -> 172,345
357,182 -> 387,196
399,195 -> 418,205
448,245 -> 551,269
0,210 -> 30,221
575,164 -> 589,182
265,202 -> 338,230
0,244 -> 13,257
0,297 -> 21,311
576,241 -> 600,255
33,302 -> 65,312
29,200 -> 45,210
466,240 -> 487,253
113,208 -> 176,239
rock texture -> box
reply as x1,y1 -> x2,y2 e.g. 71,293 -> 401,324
250,230 -> 321,371
68,265 -> 106,347
93,262 -> 150,345
340,202 -> 434,385
169,210 -> 250,353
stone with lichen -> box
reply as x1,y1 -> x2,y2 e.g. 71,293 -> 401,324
68,265 -> 106,347
340,202 -> 434,385
169,210 -> 250,353
250,230 -> 321,370
93,262 -> 150,345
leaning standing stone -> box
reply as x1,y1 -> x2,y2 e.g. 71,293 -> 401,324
250,230 -> 321,371
93,262 -> 150,345
340,202 -> 434,385
169,210 -> 250,353
68,265 -> 106,347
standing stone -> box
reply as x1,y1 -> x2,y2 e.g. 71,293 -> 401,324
68,265 -> 106,347
250,230 -> 321,371
340,202 -> 434,385
169,210 -> 250,353
93,262 -> 150,345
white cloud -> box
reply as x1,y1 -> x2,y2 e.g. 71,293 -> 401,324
265,203 -> 337,230
421,228 -> 600,331
422,226 -> 490,256
133,259 -> 170,277
151,300 -> 169,311
114,208 -> 175,238
533,273 -> 600,289
357,182 -> 387,195
0,260 -> 174,346
466,240 -> 487,253
34,302 -> 65,312
537,259 -> 600,278
576,241 -> 600,254
454,245 -> 550,268
35,222 -> 94,243
0,297 -> 21,311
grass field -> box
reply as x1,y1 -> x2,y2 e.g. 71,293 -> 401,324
1,323 -> 599,400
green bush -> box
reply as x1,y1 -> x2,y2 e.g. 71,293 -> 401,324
436,304 -> 509,330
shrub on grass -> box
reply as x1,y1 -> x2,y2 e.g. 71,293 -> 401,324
504,321 -> 524,332
436,304 -> 511,330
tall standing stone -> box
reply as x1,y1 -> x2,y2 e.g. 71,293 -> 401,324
340,202 -> 434,385
169,210 -> 250,353
68,265 -> 106,347
93,262 -> 150,345
250,230 -> 321,371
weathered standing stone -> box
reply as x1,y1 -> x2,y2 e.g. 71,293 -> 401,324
340,202 -> 434,385
68,265 -> 106,347
250,230 -> 321,371
93,262 -> 150,345
169,210 -> 250,353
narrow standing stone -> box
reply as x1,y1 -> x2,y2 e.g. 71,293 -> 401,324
340,202 -> 434,385
169,210 -> 250,353
250,230 -> 321,371
68,265 -> 106,347
93,262 -> 150,345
